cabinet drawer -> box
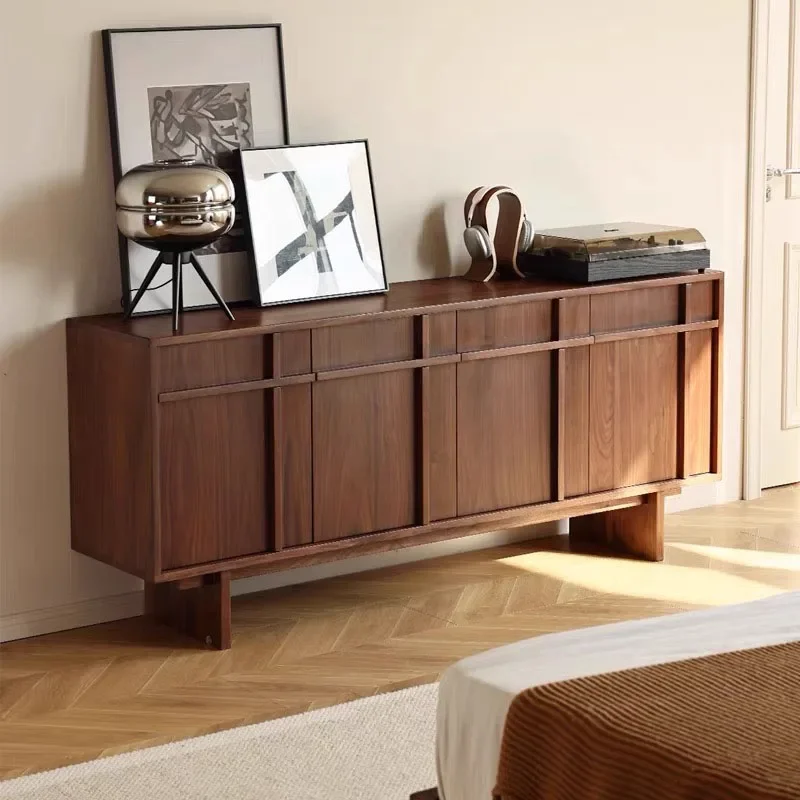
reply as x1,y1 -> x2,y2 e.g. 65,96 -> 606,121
158,331 -> 311,393
457,300 -> 553,352
312,318 -> 415,371
159,338 -> 265,393
590,286 -> 680,334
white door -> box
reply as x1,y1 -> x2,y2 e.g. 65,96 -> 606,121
761,0 -> 800,489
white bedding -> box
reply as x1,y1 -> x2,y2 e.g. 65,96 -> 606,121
436,592 -> 800,800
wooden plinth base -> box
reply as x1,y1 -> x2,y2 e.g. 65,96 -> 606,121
570,491 -> 665,562
145,572 -> 232,649
143,491 -> 665,649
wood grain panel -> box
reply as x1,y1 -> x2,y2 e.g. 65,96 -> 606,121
278,330 -> 311,376
684,330 -> 713,476
457,301 -> 552,352
571,491 -> 664,561
457,353 -> 552,515
554,350 -> 566,500
686,282 -> 714,323
160,394 -> 268,569
429,312 -> 457,355
145,572 -> 231,649
66,324 -> 152,579
158,338 -> 264,392
564,346 -> 590,497
271,387 -> 284,552
313,371 -> 416,540
312,319 -> 414,371
590,286 -> 680,334
589,336 -> 678,493
281,384 -> 313,547
428,364 -> 457,521
559,296 -> 590,338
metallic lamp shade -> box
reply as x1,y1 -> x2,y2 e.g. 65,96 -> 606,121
115,158 -> 236,252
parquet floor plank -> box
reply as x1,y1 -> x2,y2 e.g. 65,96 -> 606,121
0,486 -> 797,778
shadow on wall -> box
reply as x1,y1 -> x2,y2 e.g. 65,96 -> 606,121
416,203 -> 452,278
416,197 -> 478,280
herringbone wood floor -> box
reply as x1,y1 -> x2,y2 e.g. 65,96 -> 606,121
1,486 -> 798,779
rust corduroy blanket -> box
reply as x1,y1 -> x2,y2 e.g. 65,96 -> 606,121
494,641 -> 800,800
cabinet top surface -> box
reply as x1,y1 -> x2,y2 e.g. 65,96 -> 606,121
71,272 -> 722,345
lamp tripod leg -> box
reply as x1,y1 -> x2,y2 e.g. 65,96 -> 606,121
189,253 -> 235,322
171,252 -> 182,332
123,252 -> 166,320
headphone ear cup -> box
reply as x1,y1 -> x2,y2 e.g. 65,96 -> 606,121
464,226 -> 492,260
518,219 -> 534,253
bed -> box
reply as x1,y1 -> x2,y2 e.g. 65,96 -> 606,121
431,591 -> 800,800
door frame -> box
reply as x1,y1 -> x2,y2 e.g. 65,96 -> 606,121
743,0 -> 772,500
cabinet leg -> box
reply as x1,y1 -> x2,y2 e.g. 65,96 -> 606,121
569,492 -> 665,562
145,572 -> 232,649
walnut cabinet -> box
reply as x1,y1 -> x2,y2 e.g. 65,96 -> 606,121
67,273 -> 723,648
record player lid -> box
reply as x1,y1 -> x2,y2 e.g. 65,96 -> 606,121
530,222 -> 707,263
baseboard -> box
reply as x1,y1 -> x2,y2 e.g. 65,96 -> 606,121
0,591 -> 144,643
1,522 -> 561,643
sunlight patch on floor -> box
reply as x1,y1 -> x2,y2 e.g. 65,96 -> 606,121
498,551 -> 781,607
668,543 -> 800,571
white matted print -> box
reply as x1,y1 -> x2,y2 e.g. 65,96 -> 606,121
241,141 -> 388,306
103,25 -> 288,315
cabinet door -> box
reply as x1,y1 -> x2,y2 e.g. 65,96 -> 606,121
457,352 -> 553,515
589,335 -> 679,493
160,392 -> 269,570
313,370 -> 417,541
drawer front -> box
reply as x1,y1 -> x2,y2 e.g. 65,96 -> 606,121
158,331 -> 312,392
457,300 -> 553,352
312,318 -> 415,371
590,286 -> 680,334
686,282 -> 715,323
159,338 -> 265,393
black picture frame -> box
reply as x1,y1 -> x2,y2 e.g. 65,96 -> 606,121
240,139 -> 389,308
101,24 -> 290,315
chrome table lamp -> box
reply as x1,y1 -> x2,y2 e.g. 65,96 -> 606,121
116,158 -> 237,331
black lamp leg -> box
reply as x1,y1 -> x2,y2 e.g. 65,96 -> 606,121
123,252 -> 165,320
171,251 -> 182,332
189,253 -> 235,322
178,252 -> 188,313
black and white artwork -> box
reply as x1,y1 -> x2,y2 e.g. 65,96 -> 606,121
103,25 -> 289,315
148,83 -> 254,161
241,141 -> 388,306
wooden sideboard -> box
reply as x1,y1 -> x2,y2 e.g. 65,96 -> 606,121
67,272 -> 723,648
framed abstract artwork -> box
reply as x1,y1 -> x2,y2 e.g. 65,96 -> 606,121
240,140 -> 388,307
102,25 -> 289,315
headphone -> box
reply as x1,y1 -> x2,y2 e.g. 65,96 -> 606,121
463,186 -> 534,282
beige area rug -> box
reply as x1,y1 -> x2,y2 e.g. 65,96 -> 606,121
0,685 -> 438,800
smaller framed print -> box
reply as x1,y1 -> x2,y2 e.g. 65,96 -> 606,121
240,140 -> 388,306
102,24 -> 290,315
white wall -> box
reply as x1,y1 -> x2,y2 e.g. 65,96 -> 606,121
0,0 -> 751,638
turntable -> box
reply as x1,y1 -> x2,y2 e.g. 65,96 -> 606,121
519,222 -> 710,283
